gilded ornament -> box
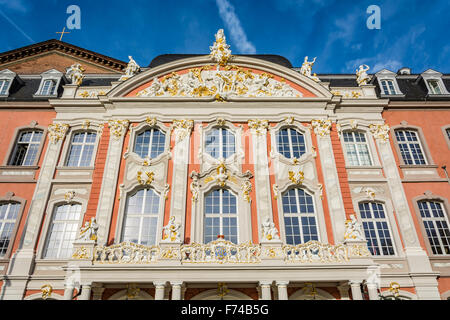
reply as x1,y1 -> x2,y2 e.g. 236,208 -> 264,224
248,119 -> 269,136
288,170 -> 305,185
108,120 -> 129,140
356,64 -> 370,86
241,180 -> 252,203
172,119 -> 194,143
66,63 -> 85,86
40,284 -> 53,300
311,119 -> 332,137
64,190 -> 76,203
145,116 -> 157,127
369,123 -> 390,142
72,246 -> 89,259
137,171 -> 155,186
48,123 -> 69,144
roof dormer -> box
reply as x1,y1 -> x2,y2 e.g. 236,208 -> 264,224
421,69 -> 450,96
33,69 -> 64,98
0,69 -> 18,97
375,69 -> 404,97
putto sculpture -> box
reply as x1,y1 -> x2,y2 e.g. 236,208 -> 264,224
344,214 -> 365,241
66,63 -> 85,86
300,56 -> 320,82
356,64 -> 371,86
162,216 -> 181,242
261,217 -> 280,241
77,217 -> 99,242
119,56 -> 140,81
210,28 -> 232,66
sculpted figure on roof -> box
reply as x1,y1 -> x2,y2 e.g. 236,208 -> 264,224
356,64 -> 371,86
66,63 -> 85,86
120,56 -> 140,81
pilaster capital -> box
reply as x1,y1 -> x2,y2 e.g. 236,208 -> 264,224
170,281 -> 184,287
259,281 -> 273,287
275,280 -> 289,287
153,281 -> 167,288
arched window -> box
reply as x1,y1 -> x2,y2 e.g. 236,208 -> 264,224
282,188 -> 318,245
276,128 -> 306,159
43,203 -> 82,259
205,128 -> 235,159
358,202 -> 395,256
204,188 -> 238,244
418,200 -> 450,255
65,131 -> 97,167
9,130 -> 44,166
394,129 -> 427,165
342,131 -> 372,166
121,188 -> 160,246
134,128 -> 166,159
0,202 -> 20,257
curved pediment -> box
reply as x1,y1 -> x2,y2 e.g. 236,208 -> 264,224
108,55 -> 332,100
108,29 -> 331,101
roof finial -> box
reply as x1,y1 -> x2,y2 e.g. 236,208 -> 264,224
210,29 -> 232,66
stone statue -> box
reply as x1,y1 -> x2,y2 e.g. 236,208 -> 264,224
300,56 -> 320,82
162,216 -> 181,242
356,64 -> 371,86
120,56 -> 140,81
66,63 -> 85,86
210,29 -> 231,65
344,215 -> 364,241
262,217 -> 280,241
77,217 -> 99,241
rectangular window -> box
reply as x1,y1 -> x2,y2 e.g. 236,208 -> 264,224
40,79 -> 56,95
343,131 -> 372,166
0,202 -> 20,257
359,202 -> 395,256
0,79 -> 11,95
65,131 -> 97,167
380,79 -> 396,95
43,204 -> 81,259
9,130 -> 43,166
418,201 -> 450,255
427,80 -> 442,94
395,130 -> 427,165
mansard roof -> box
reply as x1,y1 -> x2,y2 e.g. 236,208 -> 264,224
149,54 -> 293,69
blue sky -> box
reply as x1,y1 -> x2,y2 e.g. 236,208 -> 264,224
0,0 -> 449,73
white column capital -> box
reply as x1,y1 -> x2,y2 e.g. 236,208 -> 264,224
259,281 -> 272,287
275,280 -> 289,287
153,281 -> 167,288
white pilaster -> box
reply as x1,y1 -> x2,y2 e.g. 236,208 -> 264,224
367,283 -> 379,300
154,281 -> 166,300
276,281 -> 289,300
337,282 -> 350,300
79,284 -> 92,300
64,284 -> 75,300
349,281 -> 363,300
259,281 -> 272,300
171,281 -> 183,300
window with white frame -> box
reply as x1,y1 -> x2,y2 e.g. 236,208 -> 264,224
134,128 -> 166,159
65,131 -> 97,167
418,200 -> 450,255
380,79 -> 397,95
40,79 -> 57,96
427,79 -> 442,95
204,188 -> 238,244
121,188 -> 160,246
43,203 -> 81,259
446,128 -> 450,141
358,202 -> 395,256
0,79 -> 11,95
394,130 -> 427,165
205,128 -> 235,159
276,128 -> 306,159
282,188 -> 318,245
342,131 -> 372,166
9,130 -> 44,166
0,202 -> 20,257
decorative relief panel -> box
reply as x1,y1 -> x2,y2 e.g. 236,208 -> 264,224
108,120 -> 130,140
369,123 -> 390,142
48,123 -> 69,143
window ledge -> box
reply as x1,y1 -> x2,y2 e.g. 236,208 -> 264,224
399,164 -> 438,169
380,94 -> 405,98
32,94 -> 58,99
56,166 -> 95,171
345,165 -> 383,170
0,165 -> 39,170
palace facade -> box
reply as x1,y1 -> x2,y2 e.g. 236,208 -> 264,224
0,30 -> 448,300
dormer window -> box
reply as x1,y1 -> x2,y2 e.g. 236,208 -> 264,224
40,79 -> 57,96
380,79 -> 396,95
375,69 -> 403,96
0,69 -> 17,97
421,69 -> 450,96
427,79 -> 442,94
34,69 -> 63,97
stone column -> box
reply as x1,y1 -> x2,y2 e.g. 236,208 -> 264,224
349,281 -> 363,300
64,284 -> 75,300
92,286 -> 105,300
154,281 -> 166,300
337,282 -> 350,300
79,284 -> 92,300
259,281 -> 272,300
276,281 -> 289,300
171,281 -> 183,300
367,283 -> 379,300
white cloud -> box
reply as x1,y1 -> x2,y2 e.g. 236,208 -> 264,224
215,0 -> 256,54
0,0 -> 29,13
